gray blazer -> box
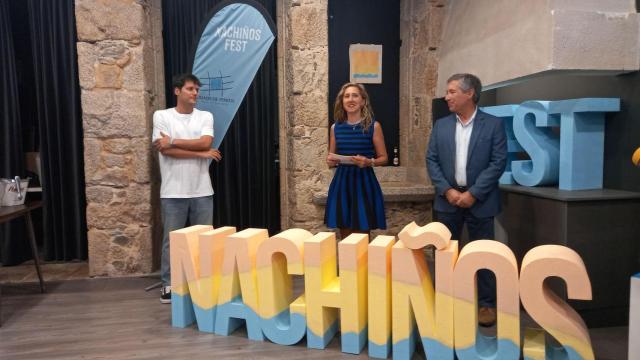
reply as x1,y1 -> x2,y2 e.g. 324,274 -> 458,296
426,109 -> 507,218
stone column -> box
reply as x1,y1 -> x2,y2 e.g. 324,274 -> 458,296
400,0 -> 447,182
280,0 -> 330,232
75,0 -> 164,276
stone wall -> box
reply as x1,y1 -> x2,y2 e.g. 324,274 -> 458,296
75,0 -> 164,276
400,0 -> 446,182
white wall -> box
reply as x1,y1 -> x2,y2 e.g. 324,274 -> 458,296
436,0 -> 639,95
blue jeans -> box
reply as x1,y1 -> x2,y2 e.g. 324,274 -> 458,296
161,196 -> 213,286
435,209 -> 497,308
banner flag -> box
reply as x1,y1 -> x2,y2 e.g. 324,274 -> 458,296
192,2 -> 275,149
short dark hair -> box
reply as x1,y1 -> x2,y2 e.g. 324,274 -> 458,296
172,73 -> 201,90
447,73 -> 482,104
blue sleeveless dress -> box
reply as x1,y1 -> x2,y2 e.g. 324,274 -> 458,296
325,120 -> 386,231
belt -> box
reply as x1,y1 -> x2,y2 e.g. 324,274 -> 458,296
456,186 -> 468,192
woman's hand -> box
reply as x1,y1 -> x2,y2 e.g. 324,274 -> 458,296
351,155 -> 371,168
326,154 -> 339,168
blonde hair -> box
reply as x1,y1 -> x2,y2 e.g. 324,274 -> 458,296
333,83 -> 374,131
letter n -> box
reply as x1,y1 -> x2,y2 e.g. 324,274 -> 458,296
170,225 -> 236,332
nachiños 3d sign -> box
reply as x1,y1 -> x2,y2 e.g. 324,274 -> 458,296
170,222 -> 593,359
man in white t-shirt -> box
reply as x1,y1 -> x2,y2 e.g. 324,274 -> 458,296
152,73 -> 222,304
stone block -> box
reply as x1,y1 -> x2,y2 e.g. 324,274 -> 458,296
97,40 -> 130,66
83,90 -> 148,138
77,42 -> 97,89
111,91 -> 149,136
75,0 -> 144,42
293,92 -> 329,127
81,89 -> 114,117
290,6 -> 327,49
83,138 -> 102,176
85,185 -> 115,204
103,138 -> 131,154
113,185 -> 150,207
88,228 -> 110,276
95,64 -> 123,89
428,4 -> 445,48
292,127 -> 327,171
130,137 -> 151,183
123,45 -> 146,91
425,50 -> 439,88
291,49 -> 328,95
102,153 -> 128,168
87,167 -> 130,187
135,226 -> 153,272
86,200 -> 151,230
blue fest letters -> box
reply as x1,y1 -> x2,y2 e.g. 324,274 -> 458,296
483,98 -> 620,190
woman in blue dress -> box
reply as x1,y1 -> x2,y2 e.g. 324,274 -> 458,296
325,83 -> 388,240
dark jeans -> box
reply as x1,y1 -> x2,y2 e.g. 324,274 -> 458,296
435,209 -> 497,308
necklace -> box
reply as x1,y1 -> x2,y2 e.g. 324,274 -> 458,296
347,120 -> 362,130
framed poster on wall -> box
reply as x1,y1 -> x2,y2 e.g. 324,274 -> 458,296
349,44 -> 382,84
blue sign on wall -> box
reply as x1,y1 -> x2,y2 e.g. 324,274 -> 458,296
192,2 -> 275,149
483,98 -> 620,190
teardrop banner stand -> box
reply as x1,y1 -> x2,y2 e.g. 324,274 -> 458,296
191,0 -> 276,149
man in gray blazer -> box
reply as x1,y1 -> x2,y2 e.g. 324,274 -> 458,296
426,73 -> 507,327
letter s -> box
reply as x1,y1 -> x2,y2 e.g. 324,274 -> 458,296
512,101 -> 559,186
520,245 -> 594,360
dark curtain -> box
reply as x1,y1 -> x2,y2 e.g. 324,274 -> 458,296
162,0 -> 280,235
27,0 -> 87,261
0,0 -> 30,265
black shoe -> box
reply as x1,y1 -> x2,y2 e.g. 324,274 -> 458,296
478,306 -> 496,327
160,285 -> 171,304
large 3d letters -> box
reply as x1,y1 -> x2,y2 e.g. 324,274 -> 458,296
630,273 -> 640,360
512,101 -> 560,187
392,222 -> 456,360
520,245 -> 594,360
367,235 -> 395,358
215,228 -> 268,340
548,98 -> 619,190
171,225 -> 236,332
256,228 -> 311,345
453,240 -> 520,359
169,222 -> 595,358
484,98 -> 620,190
482,105 -> 520,184
304,232 -> 368,353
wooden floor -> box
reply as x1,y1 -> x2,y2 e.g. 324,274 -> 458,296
0,276 -> 629,360
0,260 -> 88,283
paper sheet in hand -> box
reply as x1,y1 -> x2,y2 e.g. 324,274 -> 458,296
328,153 -> 354,165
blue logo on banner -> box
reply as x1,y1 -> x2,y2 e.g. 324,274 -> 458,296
192,2 -> 275,149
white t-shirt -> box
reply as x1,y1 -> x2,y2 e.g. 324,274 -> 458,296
152,108 -> 215,198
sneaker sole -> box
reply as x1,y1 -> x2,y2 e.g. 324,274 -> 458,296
160,298 -> 171,304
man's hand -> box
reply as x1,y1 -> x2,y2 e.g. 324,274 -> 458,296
456,191 -> 476,208
445,188 -> 462,206
199,149 -> 222,161
154,132 -> 172,151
